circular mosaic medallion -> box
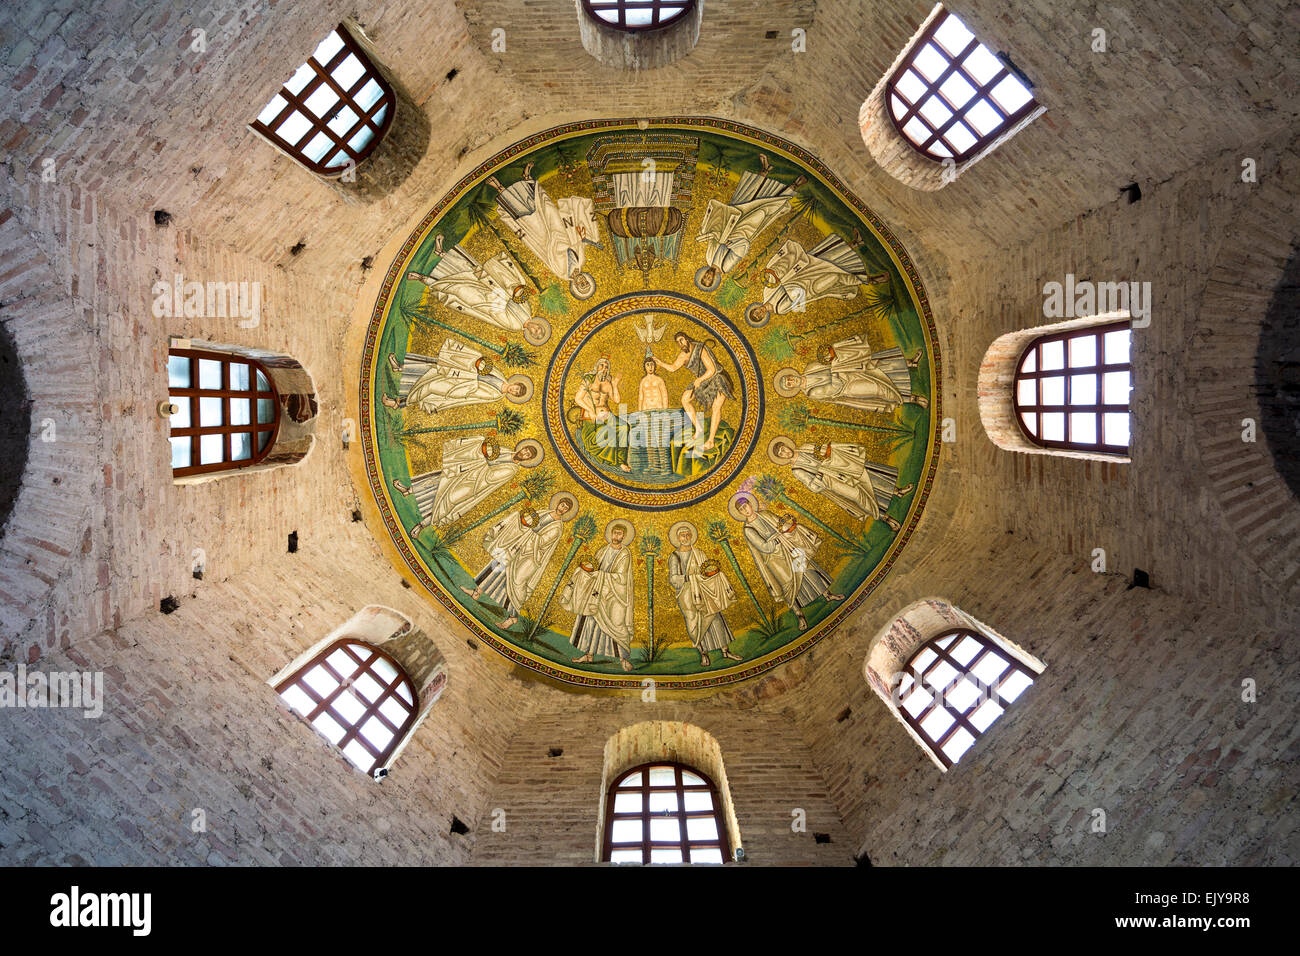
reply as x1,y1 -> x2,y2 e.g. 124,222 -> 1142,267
358,118 -> 941,689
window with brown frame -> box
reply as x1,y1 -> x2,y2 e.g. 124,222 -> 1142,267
603,762 -> 730,864
581,0 -> 696,31
275,639 -> 418,776
1013,320 -> 1132,454
167,349 -> 280,477
886,7 -> 1038,162
250,23 -> 395,177
896,629 -> 1037,768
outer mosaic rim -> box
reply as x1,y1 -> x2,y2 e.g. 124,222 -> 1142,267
544,291 -> 762,511
358,116 -> 943,690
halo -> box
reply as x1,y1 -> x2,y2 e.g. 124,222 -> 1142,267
693,264 -> 722,292
513,438 -> 544,468
766,435 -> 797,464
503,373 -> 533,404
549,491 -> 578,521
604,518 -> 636,544
523,317 -> 551,347
569,271 -> 596,300
774,367 -> 802,398
744,302 -> 771,328
668,520 -> 697,546
727,491 -> 760,522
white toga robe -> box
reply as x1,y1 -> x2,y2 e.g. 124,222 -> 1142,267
475,511 -> 565,614
409,247 -> 533,332
668,547 -> 736,653
788,443 -> 899,522
402,340 -> 505,414
761,235 -> 866,315
564,544 -> 634,658
418,436 -> 518,528
741,509 -> 834,609
696,171 -> 795,273
802,336 -> 914,412
496,178 -> 600,281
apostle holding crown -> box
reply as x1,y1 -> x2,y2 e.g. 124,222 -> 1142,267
565,519 -> 636,671
730,491 -> 844,633
773,333 -> 927,415
667,521 -> 742,667
767,436 -> 913,532
383,340 -> 532,414
462,491 -> 578,631
694,155 -> 805,292
392,436 -> 544,538
405,234 -> 552,346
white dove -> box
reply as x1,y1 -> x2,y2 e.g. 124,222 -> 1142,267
633,314 -> 666,345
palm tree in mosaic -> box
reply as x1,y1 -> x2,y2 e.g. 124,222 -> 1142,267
443,468 -> 557,548
706,519 -> 774,633
733,189 -> 821,282
754,474 -> 864,553
465,183 -> 545,295
399,295 -> 536,369
637,531 -> 673,665
777,399 -> 913,443
523,512 -> 598,644
400,408 -> 527,444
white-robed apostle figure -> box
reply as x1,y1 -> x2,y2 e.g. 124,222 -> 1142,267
383,340 -> 533,414
744,234 -> 888,327
730,491 -> 844,632
489,161 -> 602,300
694,154 -> 805,292
667,521 -> 742,667
462,491 -> 578,630
564,519 -> 636,671
405,234 -> 552,345
774,333 -> 927,415
767,436 -> 914,532
392,437 -> 544,538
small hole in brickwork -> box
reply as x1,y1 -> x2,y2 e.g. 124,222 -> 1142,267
360,256 -> 374,272
289,240 -> 306,256
814,832 -> 831,844
153,209 -> 172,226
855,849 -> 872,866
351,508 -> 362,522
287,531 -> 298,553
450,815 -> 469,835
1128,568 -> 1151,589
160,596 -> 179,614
1120,182 -> 1142,204
466,639 -> 478,651
835,706 -> 851,723
401,578 -> 412,589
765,30 -> 778,39
446,67 -> 459,82
548,747 -> 564,758
192,569 -> 203,581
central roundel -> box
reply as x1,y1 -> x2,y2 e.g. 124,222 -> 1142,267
545,291 -> 763,510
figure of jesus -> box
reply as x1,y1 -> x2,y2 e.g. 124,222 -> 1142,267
638,357 -> 668,411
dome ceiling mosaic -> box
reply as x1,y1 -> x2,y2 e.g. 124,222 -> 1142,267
358,118 -> 941,689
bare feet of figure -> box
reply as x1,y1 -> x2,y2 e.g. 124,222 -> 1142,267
895,483 -> 914,496
621,658 -> 634,672
382,393 -> 399,408
572,652 -> 594,664
721,649 -> 743,661
497,616 -> 517,630
388,354 -> 400,373
619,463 -> 631,473
392,478 -> 411,495
907,349 -> 923,368
460,586 -> 483,601
700,653 -> 711,667
828,592 -> 845,601
909,395 -> 929,408
796,613 -> 808,631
